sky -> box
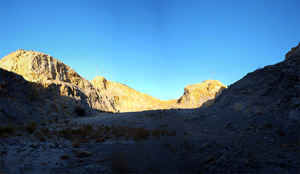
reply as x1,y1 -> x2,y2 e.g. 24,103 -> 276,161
0,0 -> 299,100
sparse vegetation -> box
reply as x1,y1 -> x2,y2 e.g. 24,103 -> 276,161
35,131 -> 46,141
0,125 -> 15,134
72,140 -> 81,148
75,106 -> 86,116
260,123 -> 273,130
0,125 -> 15,137
25,122 -> 37,134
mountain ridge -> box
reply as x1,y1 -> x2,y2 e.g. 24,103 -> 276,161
0,49 -> 227,124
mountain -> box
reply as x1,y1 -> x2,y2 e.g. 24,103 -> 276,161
0,49 -> 117,125
0,49 -> 227,124
91,76 -> 227,112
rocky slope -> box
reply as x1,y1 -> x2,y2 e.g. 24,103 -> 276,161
0,68 -> 95,125
91,76 -> 227,112
0,50 -> 117,125
210,42 -> 300,134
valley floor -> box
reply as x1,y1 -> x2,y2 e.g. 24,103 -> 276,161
1,109 -> 299,173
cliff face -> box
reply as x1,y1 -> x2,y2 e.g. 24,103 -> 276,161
90,76 -> 178,112
91,76 -> 227,112
177,80 -> 227,108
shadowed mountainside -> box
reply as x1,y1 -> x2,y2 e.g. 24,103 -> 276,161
202,42 -> 300,136
0,68 -> 101,125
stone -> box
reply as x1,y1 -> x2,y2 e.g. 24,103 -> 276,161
60,155 -> 69,159
204,154 -> 214,164
76,150 -> 92,157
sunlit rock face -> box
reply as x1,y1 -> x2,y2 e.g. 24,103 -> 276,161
91,76 -> 227,112
0,50 -> 116,119
0,49 -> 228,121
177,80 -> 227,108
90,76 -> 178,112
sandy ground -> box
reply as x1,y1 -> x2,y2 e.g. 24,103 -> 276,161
1,108 -> 299,173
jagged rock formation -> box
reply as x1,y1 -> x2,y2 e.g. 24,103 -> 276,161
0,50 -> 116,124
214,42 -> 300,122
91,76 -> 227,112
177,80 -> 227,108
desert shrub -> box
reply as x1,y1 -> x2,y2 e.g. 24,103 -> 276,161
40,128 -> 51,138
105,125 -> 111,132
112,126 -> 126,138
35,131 -> 46,141
152,129 -> 161,138
25,122 -> 37,134
75,107 -> 86,116
72,140 -> 81,148
133,127 -> 150,141
0,125 -> 15,134
83,124 -> 93,133
260,123 -> 273,130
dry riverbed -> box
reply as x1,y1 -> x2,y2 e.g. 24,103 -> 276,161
1,109 -> 299,173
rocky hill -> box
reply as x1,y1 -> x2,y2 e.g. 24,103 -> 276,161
0,50 -> 117,125
210,42 -> 300,133
91,76 -> 177,112
91,76 -> 227,112
177,80 -> 227,108
0,49 -> 227,123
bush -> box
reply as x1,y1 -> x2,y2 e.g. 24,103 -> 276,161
0,125 -> 15,134
35,131 -> 46,141
72,140 -> 81,148
75,107 -> 86,116
25,122 -> 37,134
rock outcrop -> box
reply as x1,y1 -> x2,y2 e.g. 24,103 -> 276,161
177,80 -> 227,108
0,50 -> 116,125
91,76 -> 227,112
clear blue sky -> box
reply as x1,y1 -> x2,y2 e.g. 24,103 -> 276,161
0,0 -> 299,100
